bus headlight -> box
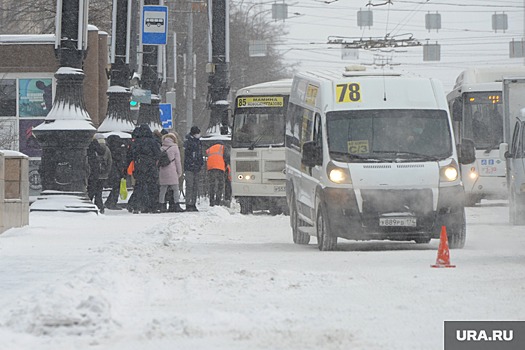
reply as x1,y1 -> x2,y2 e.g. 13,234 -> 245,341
440,160 -> 459,182
238,174 -> 255,181
327,162 -> 352,184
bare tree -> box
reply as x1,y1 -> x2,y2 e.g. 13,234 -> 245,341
0,0 -> 111,34
229,2 -> 294,93
0,0 -> 294,136
170,1 -> 294,134
0,119 -> 18,150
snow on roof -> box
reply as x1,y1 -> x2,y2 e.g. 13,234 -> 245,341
203,124 -> 231,141
0,150 -> 28,158
107,86 -> 130,93
56,67 -> 85,75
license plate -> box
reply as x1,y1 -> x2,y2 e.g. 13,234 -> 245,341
274,185 -> 286,192
379,217 -> 417,227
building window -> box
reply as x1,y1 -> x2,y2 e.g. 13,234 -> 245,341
0,79 -> 17,117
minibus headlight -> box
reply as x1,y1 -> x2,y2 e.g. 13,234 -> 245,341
440,161 -> 459,182
327,162 -> 352,184
443,167 -> 458,181
329,168 -> 346,183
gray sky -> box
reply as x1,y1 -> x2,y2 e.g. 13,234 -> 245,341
244,0 -> 525,92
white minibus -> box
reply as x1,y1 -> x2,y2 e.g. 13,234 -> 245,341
286,67 -> 474,250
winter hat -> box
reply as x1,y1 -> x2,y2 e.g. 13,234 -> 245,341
190,126 -> 200,135
162,133 -> 177,143
94,133 -> 106,143
160,128 -> 169,135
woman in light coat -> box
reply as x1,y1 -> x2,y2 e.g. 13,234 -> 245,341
158,133 -> 184,212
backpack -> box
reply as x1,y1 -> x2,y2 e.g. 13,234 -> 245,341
158,146 -> 172,167
97,147 -> 112,178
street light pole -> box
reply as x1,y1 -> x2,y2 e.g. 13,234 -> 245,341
137,0 -> 163,131
207,0 -> 230,135
98,0 -> 135,133
32,0 -> 96,195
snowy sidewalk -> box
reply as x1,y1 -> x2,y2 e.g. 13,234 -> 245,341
0,202 -> 524,350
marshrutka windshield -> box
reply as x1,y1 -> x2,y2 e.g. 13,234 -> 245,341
232,107 -> 286,148
326,109 -> 452,161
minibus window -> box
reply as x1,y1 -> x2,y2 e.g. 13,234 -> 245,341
326,109 -> 452,161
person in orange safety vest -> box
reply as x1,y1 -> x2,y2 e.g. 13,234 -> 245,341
206,142 -> 230,206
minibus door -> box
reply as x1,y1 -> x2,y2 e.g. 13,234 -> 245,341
300,113 -> 324,221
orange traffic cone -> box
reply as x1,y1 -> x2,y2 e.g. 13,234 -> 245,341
431,226 -> 456,268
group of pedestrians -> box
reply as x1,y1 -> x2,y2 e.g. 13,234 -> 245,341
87,124 -> 230,214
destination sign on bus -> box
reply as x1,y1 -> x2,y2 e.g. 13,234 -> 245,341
467,92 -> 501,104
237,96 -> 284,108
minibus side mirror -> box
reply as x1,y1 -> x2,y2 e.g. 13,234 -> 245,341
499,143 -> 509,159
302,141 -> 321,167
457,138 -> 476,165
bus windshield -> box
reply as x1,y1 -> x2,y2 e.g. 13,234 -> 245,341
462,92 -> 503,150
326,109 -> 452,161
231,107 -> 286,148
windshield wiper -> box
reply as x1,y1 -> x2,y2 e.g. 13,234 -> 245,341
330,151 -> 381,162
392,151 -> 440,161
484,142 -> 500,154
248,127 -> 272,150
372,150 -> 440,161
330,151 -> 366,159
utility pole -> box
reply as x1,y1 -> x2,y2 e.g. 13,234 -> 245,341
207,0 -> 230,135
98,0 -> 135,133
137,0 -> 163,131
185,0 -> 194,132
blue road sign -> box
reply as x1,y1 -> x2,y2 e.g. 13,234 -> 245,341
159,103 -> 173,129
142,6 -> 168,45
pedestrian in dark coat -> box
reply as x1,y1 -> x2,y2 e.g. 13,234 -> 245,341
104,134 -> 130,210
183,126 -> 204,211
87,134 -> 112,213
130,124 -> 161,213
158,133 -> 184,212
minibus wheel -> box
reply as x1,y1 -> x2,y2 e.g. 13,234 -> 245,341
448,210 -> 466,249
290,193 -> 310,244
316,203 -> 337,251
510,191 -> 525,225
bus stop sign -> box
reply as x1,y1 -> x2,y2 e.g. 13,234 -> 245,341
159,103 -> 173,129
142,6 -> 168,45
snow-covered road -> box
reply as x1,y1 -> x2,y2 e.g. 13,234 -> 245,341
0,200 -> 524,349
